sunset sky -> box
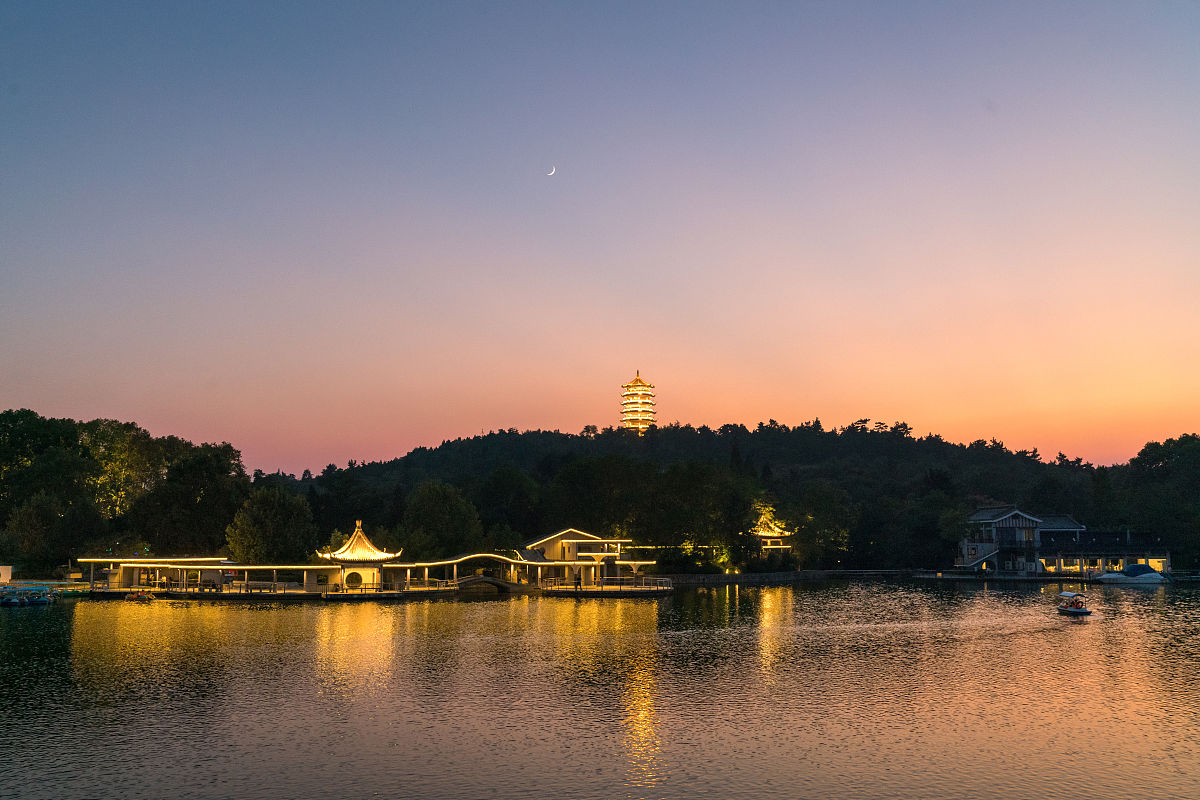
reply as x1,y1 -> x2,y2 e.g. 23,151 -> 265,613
3,2 -> 1198,474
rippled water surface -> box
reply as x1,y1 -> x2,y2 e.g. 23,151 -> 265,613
3,581 -> 1200,800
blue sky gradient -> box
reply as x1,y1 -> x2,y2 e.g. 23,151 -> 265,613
3,2 -> 1199,472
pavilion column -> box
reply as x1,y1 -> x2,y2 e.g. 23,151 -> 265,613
89,563 -> 94,589
453,564 -> 457,581
424,567 -> 429,582
406,568 -> 411,588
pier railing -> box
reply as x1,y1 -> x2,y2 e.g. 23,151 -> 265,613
539,576 -> 673,590
325,580 -> 453,593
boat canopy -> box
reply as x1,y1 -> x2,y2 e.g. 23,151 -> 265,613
1121,564 -> 1158,577
1058,591 -> 1085,598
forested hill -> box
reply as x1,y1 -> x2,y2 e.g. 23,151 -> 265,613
3,409 -> 1200,575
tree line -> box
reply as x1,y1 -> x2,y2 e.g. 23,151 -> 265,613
3,408 -> 1199,576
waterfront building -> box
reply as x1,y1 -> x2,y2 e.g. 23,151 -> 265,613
315,520 -> 402,591
956,505 -> 1169,576
519,528 -> 655,587
78,525 -> 665,596
620,371 -> 656,433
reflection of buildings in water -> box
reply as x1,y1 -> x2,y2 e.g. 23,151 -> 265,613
527,597 -> 666,787
673,584 -> 741,630
620,653 -> 664,793
313,603 -> 402,698
538,597 -> 662,674
70,601 -> 250,702
756,586 -> 793,677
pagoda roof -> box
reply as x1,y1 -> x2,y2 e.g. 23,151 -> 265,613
623,370 -> 653,388
317,521 -> 402,563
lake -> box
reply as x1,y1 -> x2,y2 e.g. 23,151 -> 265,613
3,581 -> 1199,800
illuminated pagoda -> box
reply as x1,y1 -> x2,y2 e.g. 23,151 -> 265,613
620,371 -> 656,433
315,520 -> 402,591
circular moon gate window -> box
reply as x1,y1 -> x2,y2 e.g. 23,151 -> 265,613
346,572 -> 363,588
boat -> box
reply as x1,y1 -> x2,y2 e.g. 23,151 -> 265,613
1091,563 -> 1168,584
1,587 -> 56,605
1056,591 -> 1091,616
124,590 -> 156,601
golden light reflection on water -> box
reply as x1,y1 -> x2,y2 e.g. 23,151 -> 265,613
313,602 -> 402,694
70,600 -> 250,698
756,586 -> 793,678
42,585 -> 1200,799
620,652 -> 664,794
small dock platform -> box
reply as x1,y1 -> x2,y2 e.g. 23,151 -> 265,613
541,586 -> 673,598
322,587 -> 456,601
540,577 -> 673,597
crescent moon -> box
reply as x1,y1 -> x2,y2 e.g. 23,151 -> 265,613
547,166 -> 556,176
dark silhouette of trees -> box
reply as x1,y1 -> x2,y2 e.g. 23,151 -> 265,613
6,407 -> 1200,573
126,444 -> 250,554
226,486 -> 317,563
400,481 -> 484,559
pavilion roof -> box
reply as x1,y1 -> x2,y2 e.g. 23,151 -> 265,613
317,521 -> 402,563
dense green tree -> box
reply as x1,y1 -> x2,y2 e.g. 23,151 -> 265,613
401,480 -> 485,558
226,486 -> 318,563
1120,435 -> 1200,567
78,419 -> 184,519
0,410 -> 95,523
126,443 -> 250,553
791,480 -> 854,568
471,464 -> 540,540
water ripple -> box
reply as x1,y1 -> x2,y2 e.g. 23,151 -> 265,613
3,583 -> 1200,799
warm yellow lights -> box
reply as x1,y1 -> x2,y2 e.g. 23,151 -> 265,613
525,528 -> 598,548
317,520 -> 402,562
76,556 -> 227,563
749,500 -> 798,555
83,525 -> 661,592
621,371 -> 656,434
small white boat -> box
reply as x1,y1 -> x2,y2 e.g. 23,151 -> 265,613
124,591 -> 156,602
1091,564 -> 1167,584
1057,591 -> 1091,616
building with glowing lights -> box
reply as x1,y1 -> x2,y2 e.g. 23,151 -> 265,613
750,501 -> 796,554
621,371 -> 656,433
78,525 -> 669,597
957,506 -> 1170,576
